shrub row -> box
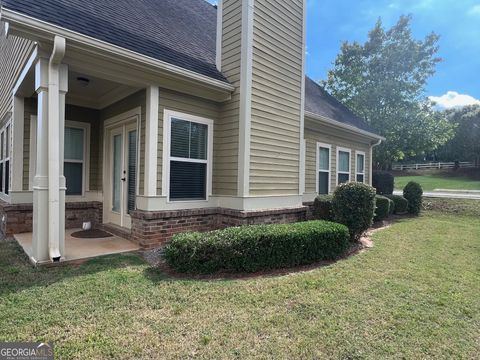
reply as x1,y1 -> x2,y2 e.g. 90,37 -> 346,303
165,221 -> 350,274
374,195 -> 391,221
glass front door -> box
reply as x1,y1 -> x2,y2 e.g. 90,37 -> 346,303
106,122 -> 138,228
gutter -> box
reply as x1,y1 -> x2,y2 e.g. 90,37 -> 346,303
305,111 -> 385,141
0,8 -> 235,93
48,36 -> 66,262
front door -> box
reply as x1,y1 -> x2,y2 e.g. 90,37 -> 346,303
105,122 -> 138,228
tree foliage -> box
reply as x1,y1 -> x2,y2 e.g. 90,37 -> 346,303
323,15 -> 454,169
436,105 -> 480,164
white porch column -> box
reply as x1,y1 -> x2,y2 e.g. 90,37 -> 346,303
32,56 -> 50,263
11,96 -> 24,192
144,85 -> 159,196
58,64 -> 68,257
31,37 -> 68,264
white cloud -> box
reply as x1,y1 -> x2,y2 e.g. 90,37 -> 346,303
429,91 -> 480,110
468,4 -> 480,16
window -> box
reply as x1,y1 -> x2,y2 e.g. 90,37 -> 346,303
64,126 -> 85,195
164,112 -> 213,201
317,143 -> 331,195
29,118 -> 90,195
356,151 -> 365,183
0,123 -> 10,195
337,148 -> 351,185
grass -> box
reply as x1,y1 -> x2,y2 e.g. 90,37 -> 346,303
394,174 -> 480,191
1,209 -> 479,359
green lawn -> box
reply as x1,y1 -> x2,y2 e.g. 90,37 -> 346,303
1,211 -> 479,359
395,174 -> 480,191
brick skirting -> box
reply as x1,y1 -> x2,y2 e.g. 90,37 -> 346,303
0,201 -> 103,236
0,199 -> 311,249
130,206 -> 308,249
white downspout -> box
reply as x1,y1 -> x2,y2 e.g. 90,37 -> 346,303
48,36 -> 66,262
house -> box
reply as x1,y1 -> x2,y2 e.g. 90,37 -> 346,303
0,0 -> 384,264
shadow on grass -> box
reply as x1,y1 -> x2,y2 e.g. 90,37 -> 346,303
0,239 -> 152,297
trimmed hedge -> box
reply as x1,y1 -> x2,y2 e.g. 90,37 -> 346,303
386,195 -> 408,214
313,195 -> 334,221
374,195 -> 390,221
403,181 -> 423,215
164,221 -> 350,274
332,182 -> 376,241
372,171 -> 394,195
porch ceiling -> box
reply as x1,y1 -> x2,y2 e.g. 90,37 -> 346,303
15,65 -> 140,110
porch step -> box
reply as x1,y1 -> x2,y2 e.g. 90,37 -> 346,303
99,223 -> 132,240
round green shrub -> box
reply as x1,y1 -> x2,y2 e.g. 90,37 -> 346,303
386,195 -> 408,214
332,182 -> 376,241
372,171 -> 394,195
164,221 -> 350,274
374,195 -> 390,221
313,195 -> 334,221
403,181 -> 423,215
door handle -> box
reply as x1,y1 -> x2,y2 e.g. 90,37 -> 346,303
121,177 -> 126,182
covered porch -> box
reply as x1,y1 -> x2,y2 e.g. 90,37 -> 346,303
14,228 -> 140,265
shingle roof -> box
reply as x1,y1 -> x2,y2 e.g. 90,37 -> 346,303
1,0 -> 227,82
2,0 -> 378,135
305,77 -> 376,134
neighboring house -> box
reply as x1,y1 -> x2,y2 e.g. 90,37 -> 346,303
0,0 -> 383,264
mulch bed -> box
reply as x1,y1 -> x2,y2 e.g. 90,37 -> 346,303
143,217 -> 409,281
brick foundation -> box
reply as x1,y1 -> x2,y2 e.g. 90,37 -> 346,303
130,206 -> 308,249
0,198 -> 312,250
0,200 -> 103,236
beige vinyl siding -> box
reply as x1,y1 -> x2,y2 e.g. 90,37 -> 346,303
157,89 -> 220,195
305,122 -> 372,194
249,0 -> 303,196
100,90 -> 146,195
0,30 -> 35,122
216,0 -> 243,196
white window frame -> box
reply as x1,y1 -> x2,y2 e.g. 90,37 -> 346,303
355,150 -> 366,183
336,147 -> 351,185
29,118 -> 90,197
64,120 -> 91,196
316,142 -> 331,195
0,120 -> 12,200
162,110 -> 213,203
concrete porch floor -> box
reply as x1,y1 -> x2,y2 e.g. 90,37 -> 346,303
14,228 -> 141,265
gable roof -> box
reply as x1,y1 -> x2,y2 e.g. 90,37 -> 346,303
305,77 -> 376,134
2,0 -> 379,137
1,0 -> 226,82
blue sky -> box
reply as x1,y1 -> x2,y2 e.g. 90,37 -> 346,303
209,0 -> 480,109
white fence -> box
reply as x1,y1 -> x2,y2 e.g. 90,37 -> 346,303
392,162 -> 477,171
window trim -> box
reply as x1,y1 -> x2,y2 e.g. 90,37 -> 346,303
29,118 -> 90,197
162,110 -> 214,203
316,142 -> 331,195
336,147 -> 351,185
0,119 -> 11,200
64,120 -> 91,196
355,150 -> 366,183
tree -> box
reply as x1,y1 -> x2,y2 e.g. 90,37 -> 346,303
436,105 -> 480,165
323,15 -> 454,169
